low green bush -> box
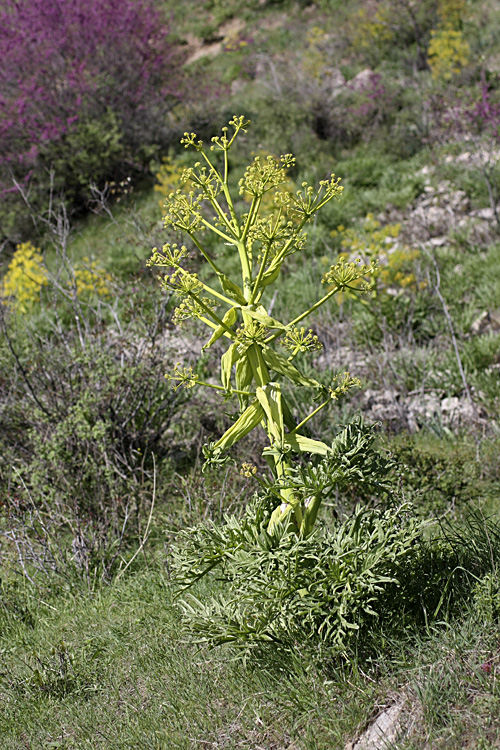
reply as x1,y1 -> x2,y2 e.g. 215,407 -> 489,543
0,248 -> 190,584
173,498 -> 422,657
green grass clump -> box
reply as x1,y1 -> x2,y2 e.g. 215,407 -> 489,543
3,506 -> 500,748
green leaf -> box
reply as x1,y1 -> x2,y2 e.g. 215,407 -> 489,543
234,352 -> 252,389
246,343 -> 270,385
221,343 -> 240,391
282,394 -> 296,432
284,433 -> 331,456
213,400 -> 264,452
262,347 -> 322,389
256,382 -> 284,444
217,273 -> 247,304
203,307 -> 238,350
259,262 -> 282,289
243,305 -> 286,330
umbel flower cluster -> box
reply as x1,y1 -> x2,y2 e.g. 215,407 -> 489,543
149,116 -> 375,535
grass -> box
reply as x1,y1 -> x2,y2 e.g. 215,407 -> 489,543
0,567 -> 366,749
2,526 -> 500,750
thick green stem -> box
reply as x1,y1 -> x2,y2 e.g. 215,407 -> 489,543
249,241 -> 271,305
275,456 -> 303,529
237,241 -> 253,300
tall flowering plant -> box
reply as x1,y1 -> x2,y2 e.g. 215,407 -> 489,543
149,117 -> 375,535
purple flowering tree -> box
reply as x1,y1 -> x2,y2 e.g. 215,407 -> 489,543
0,0 -> 185,238
432,72 -> 500,225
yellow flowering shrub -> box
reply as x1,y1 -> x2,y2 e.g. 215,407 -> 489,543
438,0 -> 467,26
223,33 -> 249,52
303,26 -> 329,80
0,243 -> 111,313
72,258 -> 113,298
428,0 -> 469,81
154,155 -> 191,208
328,214 -> 424,303
427,26 -> 469,81
0,242 -> 48,313
350,5 -> 394,55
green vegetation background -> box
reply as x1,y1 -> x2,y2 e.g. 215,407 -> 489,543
2,0 -> 500,747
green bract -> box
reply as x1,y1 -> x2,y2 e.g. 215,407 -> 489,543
148,116 -> 375,535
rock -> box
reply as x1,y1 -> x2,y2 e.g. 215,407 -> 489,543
315,344 -> 370,377
470,311 -> 490,335
349,68 -> 375,91
470,310 -> 500,335
407,394 -> 441,432
429,236 -> 448,246
361,389 -> 404,430
472,207 -> 496,220
348,701 -> 405,750
325,67 -> 346,98
441,396 -> 477,428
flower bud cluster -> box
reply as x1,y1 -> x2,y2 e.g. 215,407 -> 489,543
165,363 -> 200,390
162,191 -> 203,234
171,296 -> 215,326
147,243 -> 188,269
291,175 -> 343,219
329,372 -> 362,400
240,462 -> 258,478
282,327 -> 323,355
322,257 -> 375,289
239,154 -> 296,198
235,320 -> 267,344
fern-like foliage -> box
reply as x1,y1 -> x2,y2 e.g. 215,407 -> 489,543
173,503 -> 421,656
171,420 -> 422,657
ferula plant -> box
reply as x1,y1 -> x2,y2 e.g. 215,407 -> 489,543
148,116 -> 375,536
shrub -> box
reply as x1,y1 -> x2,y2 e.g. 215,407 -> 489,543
0,242 -> 48,313
155,156 -> 192,208
0,242 -> 112,313
348,0 -> 439,70
427,27 -> 470,81
427,0 -> 470,81
333,213 -> 424,299
328,213 -> 429,344
0,243 -> 190,583
429,72 -> 500,223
